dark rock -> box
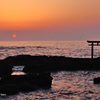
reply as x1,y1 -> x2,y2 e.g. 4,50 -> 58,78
94,77 -> 100,84
0,84 -> 18,95
1,55 -> 100,73
0,72 -> 53,95
0,73 -> 53,88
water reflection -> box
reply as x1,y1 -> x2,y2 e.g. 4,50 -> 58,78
1,71 -> 100,100
11,72 -> 26,75
11,66 -> 26,75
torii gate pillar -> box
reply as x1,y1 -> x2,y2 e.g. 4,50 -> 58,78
87,40 -> 100,58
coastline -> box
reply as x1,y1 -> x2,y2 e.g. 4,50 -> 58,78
1,55 -> 100,74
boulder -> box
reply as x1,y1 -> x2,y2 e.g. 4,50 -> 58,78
94,77 -> 100,84
0,72 -> 53,88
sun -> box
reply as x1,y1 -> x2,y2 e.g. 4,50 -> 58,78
13,34 -> 16,38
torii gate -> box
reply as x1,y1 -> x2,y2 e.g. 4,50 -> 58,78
87,40 -> 100,58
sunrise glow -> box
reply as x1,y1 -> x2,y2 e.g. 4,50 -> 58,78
0,0 -> 100,41
0,0 -> 100,30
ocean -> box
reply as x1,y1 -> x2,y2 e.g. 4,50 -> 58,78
0,41 -> 100,100
0,40 -> 100,59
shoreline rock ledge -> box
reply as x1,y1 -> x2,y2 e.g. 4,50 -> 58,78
2,54 -> 100,73
1,54 -> 100,94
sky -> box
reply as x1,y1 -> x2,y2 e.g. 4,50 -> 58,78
0,0 -> 100,41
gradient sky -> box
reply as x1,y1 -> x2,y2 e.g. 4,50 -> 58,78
0,0 -> 100,41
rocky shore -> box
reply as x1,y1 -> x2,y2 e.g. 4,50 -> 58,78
2,55 -> 100,74
1,55 -> 100,95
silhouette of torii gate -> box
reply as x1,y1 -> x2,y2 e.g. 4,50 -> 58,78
87,40 -> 100,58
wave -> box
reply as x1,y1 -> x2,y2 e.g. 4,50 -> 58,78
0,46 -> 25,50
0,46 -> 49,50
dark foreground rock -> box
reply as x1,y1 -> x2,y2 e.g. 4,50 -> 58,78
94,77 -> 100,84
0,73 -> 53,87
0,72 -> 53,95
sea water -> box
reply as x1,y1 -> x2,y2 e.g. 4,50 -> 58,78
0,41 -> 100,100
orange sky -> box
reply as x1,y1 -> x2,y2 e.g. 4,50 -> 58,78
0,0 -> 100,41
0,0 -> 100,30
